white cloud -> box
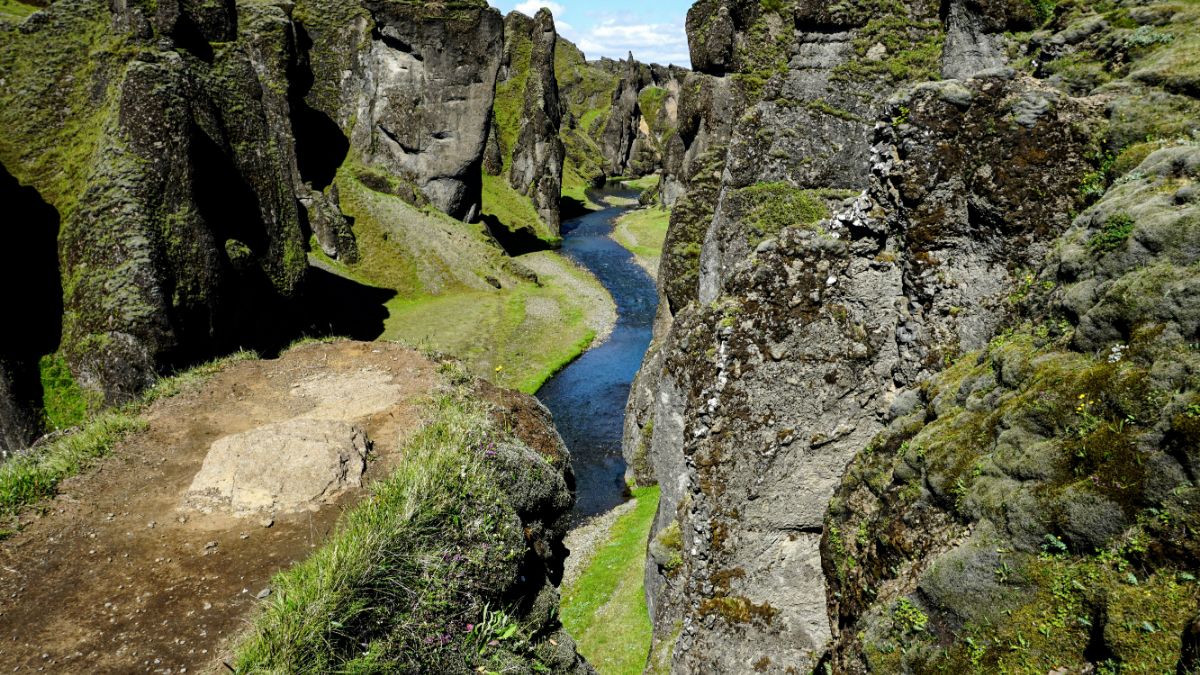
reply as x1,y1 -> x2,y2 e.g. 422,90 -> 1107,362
512,1 -> 566,17
573,19 -> 690,67
487,3 -> 691,67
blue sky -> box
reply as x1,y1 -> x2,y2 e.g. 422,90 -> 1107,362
486,1 -> 693,67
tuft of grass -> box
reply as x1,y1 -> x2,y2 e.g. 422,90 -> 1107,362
0,412 -> 145,517
1088,212 -> 1136,253
141,350 -> 259,405
233,392 -> 549,672
561,486 -> 659,674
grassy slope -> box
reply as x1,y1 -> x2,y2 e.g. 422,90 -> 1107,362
382,251 -> 602,394
613,207 -> 670,278
319,165 -> 608,394
234,386 -> 567,672
561,486 -> 659,674
482,172 -> 561,245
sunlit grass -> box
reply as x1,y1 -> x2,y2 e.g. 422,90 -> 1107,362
561,486 -> 659,674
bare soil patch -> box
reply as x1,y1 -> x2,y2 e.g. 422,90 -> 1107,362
0,342 -> 440,673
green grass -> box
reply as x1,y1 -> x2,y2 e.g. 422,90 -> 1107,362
621,174 -> 660,193
317,162 -> 612,395
0,412 -> 145,519
38,353 -> 97,431
233,390 -> 556,672
562,165 -> 603,210
140,350 -> 259,404
561,486 -> 659,674
614,207 -> 670,276
0,0 -> 37,21
382,251 -> 603,394
481,171 -> 560,244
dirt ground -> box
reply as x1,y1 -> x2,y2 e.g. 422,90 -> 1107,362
0,341 -> 440,674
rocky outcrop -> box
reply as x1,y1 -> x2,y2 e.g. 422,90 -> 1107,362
599,54 -> 644,176
505,9 -> 564,233
1,0 -> 317,407
347,1 -> 503,222
0,0 -> 510,438
631,0 -> 1200,672
825,140 -> 1200,674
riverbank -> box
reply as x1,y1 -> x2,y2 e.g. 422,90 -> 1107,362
612,207 -> 670,280
561,486 -> 659,674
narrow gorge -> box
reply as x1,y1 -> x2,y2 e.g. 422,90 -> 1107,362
1,0 -> 1199,673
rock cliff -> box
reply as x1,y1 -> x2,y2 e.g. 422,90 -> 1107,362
0,0 -> 510,450
629,0 -> 1200,672
507,9 -> 565,234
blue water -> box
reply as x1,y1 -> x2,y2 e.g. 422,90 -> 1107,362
536,189 -> 659,519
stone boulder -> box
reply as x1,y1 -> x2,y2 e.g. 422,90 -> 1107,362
186,419 -> 367,516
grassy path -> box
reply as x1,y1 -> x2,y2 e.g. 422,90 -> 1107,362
561,487 -> 659,674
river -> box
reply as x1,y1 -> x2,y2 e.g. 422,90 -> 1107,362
536,187 -> 659,520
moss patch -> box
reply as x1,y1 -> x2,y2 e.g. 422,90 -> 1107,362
726,182 -> 831,246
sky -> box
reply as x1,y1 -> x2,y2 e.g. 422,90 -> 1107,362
486,1 -> 693,68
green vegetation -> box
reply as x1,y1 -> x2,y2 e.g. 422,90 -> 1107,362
727,182 -> 830,246
235,390 -> 565,673
324,161 -> 610,393
482,16 -> 562,239
0,413 -> 144,520
381,251 -> 606,394
482,172 -> 560,244
561,486 -> 659,674
804,98 -> 864,122
1027,0 -> 1058,26
834,15 -> 945,84
638,87 -> 670,133
555,37 -> 619,202
0,0 -> 37,21
622,174 -> 660,193
614,207 -> 671,276
492,27 -> 534,171
38,354 -> 97,430
893,598 -> 929,633
1088,212 -> 1136,252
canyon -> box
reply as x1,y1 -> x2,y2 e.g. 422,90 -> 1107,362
2,0 -> 1199,673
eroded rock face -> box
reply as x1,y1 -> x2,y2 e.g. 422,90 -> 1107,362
824,144 -> 1200,673
352,2 -> 502,222
187,419 -> 367,515
630,0 -> 1104,667
507,9 -> 564,233
0,0 -> 506,419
